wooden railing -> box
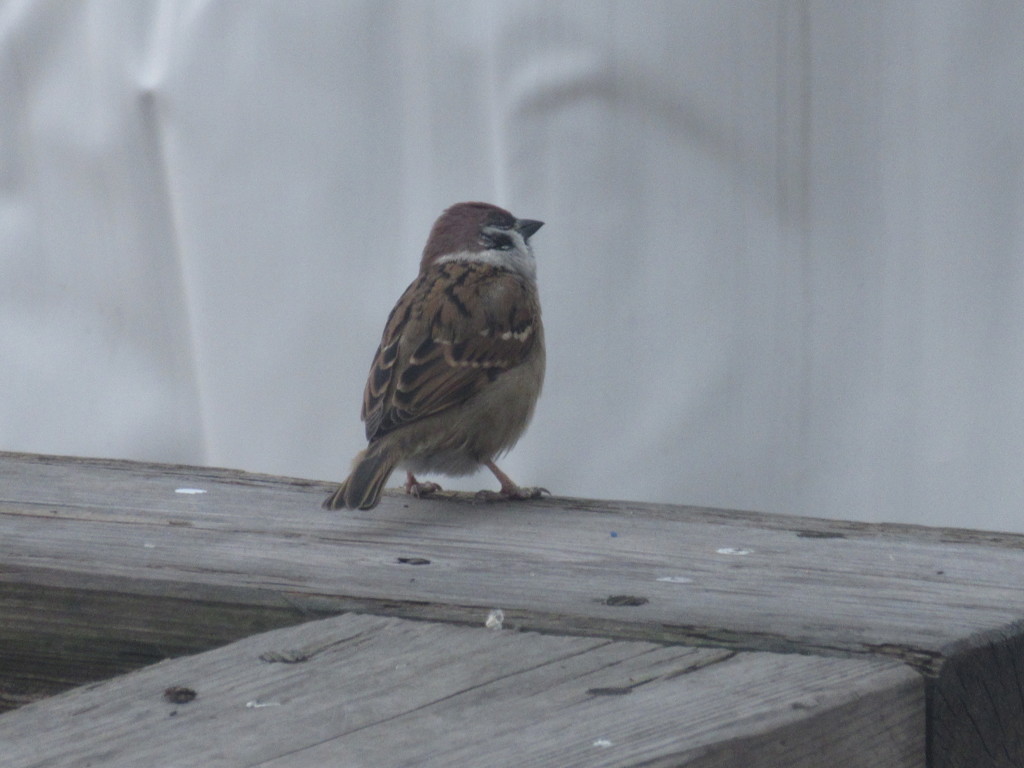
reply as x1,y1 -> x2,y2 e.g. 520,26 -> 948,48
1,452 -> 1022,767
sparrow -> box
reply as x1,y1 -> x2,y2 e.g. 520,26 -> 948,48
323,201 -> 547,510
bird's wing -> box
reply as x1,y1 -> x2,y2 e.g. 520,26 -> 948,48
362,260 -> 540,442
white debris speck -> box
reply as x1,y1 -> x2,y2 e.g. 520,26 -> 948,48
143,542 -> 156,549
593,739 -> 613,748
656,576 -> 693,584
175,488 -> 207,495
246,700 -> 282,709
485,609 -> 505,630
716,547 -> 752,556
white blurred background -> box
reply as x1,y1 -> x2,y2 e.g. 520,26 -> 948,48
3,1 -> 1023,531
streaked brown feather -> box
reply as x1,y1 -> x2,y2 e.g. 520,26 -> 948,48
361,260 -> 540,443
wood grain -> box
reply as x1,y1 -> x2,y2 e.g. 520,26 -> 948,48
1,451 -> 1022,765
0,613 -> 923,768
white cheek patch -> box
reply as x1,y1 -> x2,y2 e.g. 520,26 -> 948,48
481,226 -> 529,254
435,239 -> 537,282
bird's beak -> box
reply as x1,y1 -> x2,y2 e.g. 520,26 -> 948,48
516,219 -> 544,240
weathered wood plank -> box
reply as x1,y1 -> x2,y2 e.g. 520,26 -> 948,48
1,451 -> 1023,766
0,613 -> 923,768
0,580 -> 330,709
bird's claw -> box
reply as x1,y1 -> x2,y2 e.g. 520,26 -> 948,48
405,479 -> 442,498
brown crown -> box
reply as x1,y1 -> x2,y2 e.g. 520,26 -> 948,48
420,202 -> 519,270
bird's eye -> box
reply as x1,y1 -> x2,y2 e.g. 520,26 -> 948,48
483,232 -> 514,251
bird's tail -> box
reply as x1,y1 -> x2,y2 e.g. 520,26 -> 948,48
322,446 -> 397,510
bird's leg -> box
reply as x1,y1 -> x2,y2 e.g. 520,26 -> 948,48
404,472 -> 442,498
477,460 -> 549,501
